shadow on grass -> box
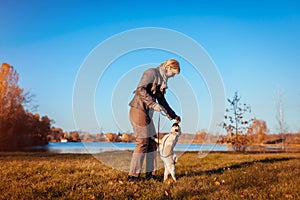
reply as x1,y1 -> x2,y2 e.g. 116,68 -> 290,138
177,157 -> 296,179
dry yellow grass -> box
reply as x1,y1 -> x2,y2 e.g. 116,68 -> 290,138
0,152 -> 299,199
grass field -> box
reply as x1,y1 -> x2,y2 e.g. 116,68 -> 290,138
0,152 -> 299,199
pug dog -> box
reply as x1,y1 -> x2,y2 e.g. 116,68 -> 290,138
152,123 -> 181,182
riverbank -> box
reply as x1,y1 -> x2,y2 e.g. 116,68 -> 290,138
0,152 -> 299,199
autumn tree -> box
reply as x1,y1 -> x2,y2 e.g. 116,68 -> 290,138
121,133 -> 135,142
105,132 -> 121,142
0,63 -> 24,118
49,127 -> 65,142
248,119 -> 267,144
0,63 -> 50,150
69,131 -> 81,142
82,133 -> 95,142
95,133 -> 106,142
223,91 -> 252,151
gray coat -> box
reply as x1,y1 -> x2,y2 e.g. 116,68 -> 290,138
129,67 -> 177,120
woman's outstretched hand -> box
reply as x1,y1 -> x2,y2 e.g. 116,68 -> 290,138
175,116 -> 181,123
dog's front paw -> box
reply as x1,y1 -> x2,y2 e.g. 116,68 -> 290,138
150,137 -> 159,143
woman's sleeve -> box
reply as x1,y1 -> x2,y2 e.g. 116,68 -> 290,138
134,69 -> 156,108
155,87 -> 177,119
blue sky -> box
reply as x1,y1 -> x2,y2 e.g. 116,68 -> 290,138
1,0 -> 299,134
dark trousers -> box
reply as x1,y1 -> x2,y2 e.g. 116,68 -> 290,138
128,107 -> 157,177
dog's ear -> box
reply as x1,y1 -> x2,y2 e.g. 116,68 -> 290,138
172,123 -> 179,127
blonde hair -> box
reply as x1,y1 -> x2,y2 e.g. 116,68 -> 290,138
163,59 -> 180,73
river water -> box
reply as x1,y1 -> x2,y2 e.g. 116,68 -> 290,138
29,142 -> 296,154
31,142 -> 229,154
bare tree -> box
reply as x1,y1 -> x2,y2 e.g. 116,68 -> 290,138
274,88 -> 288,150
223,91 -> 252,151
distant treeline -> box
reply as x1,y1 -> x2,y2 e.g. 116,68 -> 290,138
47,128 -> 136,143
46,127 -> 300,145
217,132 -> 300,145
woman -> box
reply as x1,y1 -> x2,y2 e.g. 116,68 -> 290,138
128,59 -> 181,181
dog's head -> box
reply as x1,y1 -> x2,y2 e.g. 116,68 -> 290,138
170,123 -> 181,136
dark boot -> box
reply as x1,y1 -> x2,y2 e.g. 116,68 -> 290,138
146,172 -> 157,181
127,175 -> 140,182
